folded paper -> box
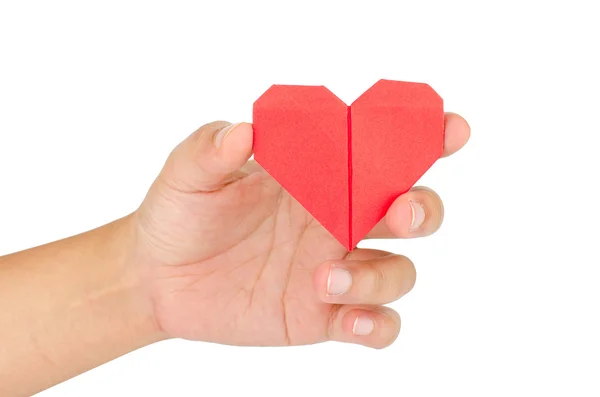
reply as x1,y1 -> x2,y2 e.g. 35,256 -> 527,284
253,79 -> 444,250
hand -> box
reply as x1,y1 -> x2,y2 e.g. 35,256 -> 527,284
133,115 -> 470,348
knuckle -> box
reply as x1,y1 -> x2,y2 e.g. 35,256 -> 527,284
365,262 -> 386,297
191,121 -> 225,146
199,120 -> 230,133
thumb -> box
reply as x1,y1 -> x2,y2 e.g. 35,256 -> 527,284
159,121 -> 253,193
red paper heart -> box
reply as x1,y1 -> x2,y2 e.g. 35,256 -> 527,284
253,79 -> 444,250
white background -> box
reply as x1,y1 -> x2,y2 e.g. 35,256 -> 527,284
1,0 -> 599,396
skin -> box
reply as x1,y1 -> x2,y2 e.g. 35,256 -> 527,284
0,113 -> 470,396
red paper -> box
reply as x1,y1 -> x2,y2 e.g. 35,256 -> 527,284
253,80 -> 444,250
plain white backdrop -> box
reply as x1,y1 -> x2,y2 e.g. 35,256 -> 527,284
1,0 -> 599,396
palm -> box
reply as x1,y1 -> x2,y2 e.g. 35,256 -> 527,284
139,165 -> 348,346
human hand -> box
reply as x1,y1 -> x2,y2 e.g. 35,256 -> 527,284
133,115 -> 470,348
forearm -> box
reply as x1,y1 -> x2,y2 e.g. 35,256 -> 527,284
0,216 -> 163,396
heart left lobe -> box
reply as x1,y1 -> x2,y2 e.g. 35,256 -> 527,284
253,85 -> 351,249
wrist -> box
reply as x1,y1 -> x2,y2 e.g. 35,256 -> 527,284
102,214 -> 169,346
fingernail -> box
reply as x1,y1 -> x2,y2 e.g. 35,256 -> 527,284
409,201 -> 425,232
327,266 -> 352,296
353,316 -> 375,336
214,123 -> 241,148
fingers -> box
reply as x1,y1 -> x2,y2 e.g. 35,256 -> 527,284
442,112 -> 471,157
314,251 -> 416,305
327,305 -> 401,349
367,186 -> 444,239
159,121 -> 253,193
316,250 -> 409,348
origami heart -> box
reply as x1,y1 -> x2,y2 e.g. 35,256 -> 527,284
253,79 -> 444,250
